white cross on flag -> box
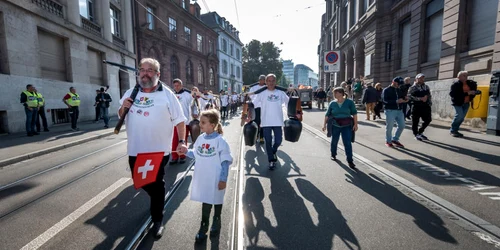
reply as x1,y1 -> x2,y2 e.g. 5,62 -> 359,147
132,152 -> 164,189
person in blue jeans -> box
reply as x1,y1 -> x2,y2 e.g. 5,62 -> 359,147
382,77 -> 408,148
449,71 -> 478,137
322,87 -> 358,169
250,74 -> 290,170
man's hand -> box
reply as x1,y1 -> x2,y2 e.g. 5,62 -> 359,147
353,124 -> 358,132
176,143 -> 188,155
322,125 -> 326,132
421,95 -> 428,102
218,181 -> 226,190
397,98 -> 406,104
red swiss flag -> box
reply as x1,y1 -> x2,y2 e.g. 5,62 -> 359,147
132,152 -> 164,189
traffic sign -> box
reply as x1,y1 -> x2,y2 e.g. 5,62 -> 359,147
324,50 -> 340,73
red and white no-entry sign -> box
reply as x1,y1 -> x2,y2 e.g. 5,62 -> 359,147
324,50 -> 340,72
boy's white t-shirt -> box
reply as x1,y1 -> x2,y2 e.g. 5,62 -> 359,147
174,90 -> 193,123
119,85 -> 186,156
253,89 -> 289,127
220,95 -> 229,107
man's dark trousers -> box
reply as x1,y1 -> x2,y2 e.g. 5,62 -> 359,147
25,108 -> 37,134
262,127 -> 282,162
69,106 -> 79,129
254,107 -> 263,140
128,155 -> 168,223
36,106 -> 49,131
411,105 -> 432,135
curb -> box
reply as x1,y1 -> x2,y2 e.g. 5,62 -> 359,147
0,130 -> 121,168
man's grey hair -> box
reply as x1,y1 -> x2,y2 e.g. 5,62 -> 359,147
173,78 -> 183,85
457,71 -> 468,78
265,74 -> 276,81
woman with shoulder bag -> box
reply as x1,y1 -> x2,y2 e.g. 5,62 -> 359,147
322,87 -> 358,169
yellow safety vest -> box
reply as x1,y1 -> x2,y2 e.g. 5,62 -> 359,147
35,92 -> 45,106
67,92 -> 81,107
23,91 -> 38,108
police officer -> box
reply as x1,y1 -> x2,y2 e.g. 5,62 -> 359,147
63,87 -> 80,131
34,87 -> 49,132
20,84 -> 39,136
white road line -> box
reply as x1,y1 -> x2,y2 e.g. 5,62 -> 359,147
20,177 -> 130,250
302,122 -> 500,241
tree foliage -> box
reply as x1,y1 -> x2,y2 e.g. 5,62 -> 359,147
242,40 -> 283,85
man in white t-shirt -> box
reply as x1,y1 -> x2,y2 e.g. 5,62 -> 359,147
231,92 -> 238,114
249,75 -> 267,143
251,74 -> 289,170
119,58 -> 187,238
172,79 -> 193,164
220,90 -> 230,118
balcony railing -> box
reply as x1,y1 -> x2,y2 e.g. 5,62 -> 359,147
32,0 -> 63,18
113,35 -> 126,48
81,16 -> 102,36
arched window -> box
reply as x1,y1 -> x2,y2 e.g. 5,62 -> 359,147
209,68 -> 214,86
186,60 -> 193,82
198,64 -> 204,85
170,56 -> 179,80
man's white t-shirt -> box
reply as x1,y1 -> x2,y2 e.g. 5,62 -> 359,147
252,89 -> 289,127
174,89 -> 193,123
231,94 -> 238,102
220,95 -> 229,107
119,84 -> 186,156
249,84 -> 266,108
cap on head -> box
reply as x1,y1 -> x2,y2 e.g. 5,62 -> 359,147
415,73 -> 425,79
258,75 -> 266,80
100,87 -> 105,92
392,76 -> 405,86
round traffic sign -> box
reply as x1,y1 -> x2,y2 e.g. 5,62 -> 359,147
325,51 -> 339,64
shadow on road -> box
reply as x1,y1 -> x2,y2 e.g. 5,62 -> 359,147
336,161 -> 458,244
425,140 -> 500,166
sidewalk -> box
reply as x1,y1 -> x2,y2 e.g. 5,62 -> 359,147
0,117 -> 120,167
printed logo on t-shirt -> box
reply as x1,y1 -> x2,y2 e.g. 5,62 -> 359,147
134,96 -> 154,108
267,94 -> 280,102
176,95 -> 182,101
136,109 -> 143,115
196,143 -> 216,157
144,111 -> 149,117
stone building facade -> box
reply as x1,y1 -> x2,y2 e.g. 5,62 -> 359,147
135,0 -> 219,92
0,0 -> 136,133
201,12 -> 243,93
319,0 -> 500,122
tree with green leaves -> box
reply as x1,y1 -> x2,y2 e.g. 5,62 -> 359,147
242,40 -> 283,85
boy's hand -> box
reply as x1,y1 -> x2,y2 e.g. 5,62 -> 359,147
218,181 -> 226,190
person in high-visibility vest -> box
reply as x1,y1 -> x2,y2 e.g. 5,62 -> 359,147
20,84 -> 39,136
63,87 -> 81,131
34,87 -> 49,132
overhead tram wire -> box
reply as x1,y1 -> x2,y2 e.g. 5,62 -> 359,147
274,2 -> 326,18
201,0 -> 210,12
233,0 -> 240,28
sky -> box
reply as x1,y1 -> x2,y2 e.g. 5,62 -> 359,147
198,0 -> 326,74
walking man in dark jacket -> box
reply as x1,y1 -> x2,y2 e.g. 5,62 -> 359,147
408,73 -> 432,141
316,87 -> 327,110
96,87 -> 112,128
449,71 -> 478,137
382,77 -> 408,148
362,82 -> 378,120
400,77 -> 413,120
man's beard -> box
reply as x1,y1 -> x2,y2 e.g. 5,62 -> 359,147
139,75 -> 158,88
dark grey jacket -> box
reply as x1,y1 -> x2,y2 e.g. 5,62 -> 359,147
362,86 -> 378,104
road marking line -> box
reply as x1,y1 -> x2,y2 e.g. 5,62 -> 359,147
21,177 -> 130,250
302,122 -> 500,241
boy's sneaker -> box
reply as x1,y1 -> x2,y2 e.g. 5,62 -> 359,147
415,134 -> 423,141
419,134 -> 428,140
385,142 -> 394,148
391,140 -> 405,148
450,132 -> 464,137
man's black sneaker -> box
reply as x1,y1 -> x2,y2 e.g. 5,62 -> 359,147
450,132 -> 463,137
151,222 -> 164,239
43,128 -> 49,132
348,161 -> 356,169
27,133 -> 33,137
268,162 -> 276,170
331,155 -> 336,161
419,134 -> 428,140
32,132 -> 40,135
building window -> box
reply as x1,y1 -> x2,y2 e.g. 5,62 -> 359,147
87,47 -> 104,85
236,66 -> 241,78
184,26 -> 191,47
230,44 -> 234,56
79,0 -> 95,21
186,60 -> 193,82
424,0 -> 444,62
343,3 -> 349,35
171,56 -> 179,80
222,60 -> 228,74
209,68 -> 215,85
198,64 -> 204,85
38,29 -> 68,81
236,48 -> 240,60
467,0 -> 497,50
182,0 -> 187,9
222,39 -> 227,52
169,18 -> 177,40
209,40 -> 213,53
349,0 -> 357,28
110,7 -> 121,37
146,6 -> 155,30
197,34 -> 203,52
400,19 -> 411,69
231,64 -> 234,76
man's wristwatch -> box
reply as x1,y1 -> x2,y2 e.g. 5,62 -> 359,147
178,140 -> 185,144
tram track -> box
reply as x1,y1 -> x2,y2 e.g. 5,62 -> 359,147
0,153 -> 127,220
0,140 -> 127,192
